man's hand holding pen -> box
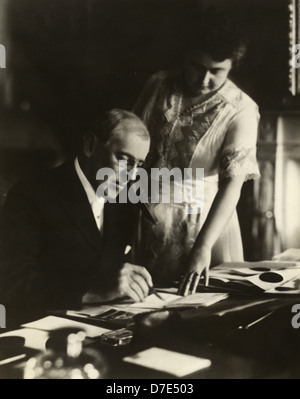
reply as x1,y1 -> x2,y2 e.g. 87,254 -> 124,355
117,262 -> 154,302
117,265 -> 165,302
83,242 -> 153,304
82,262 -> 153,304
120,245 -> 154,302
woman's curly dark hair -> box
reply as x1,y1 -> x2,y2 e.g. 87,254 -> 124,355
188,7 -> 247,69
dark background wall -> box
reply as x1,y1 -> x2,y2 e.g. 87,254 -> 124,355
2,0 -> 291,132
0,0 -> 294,259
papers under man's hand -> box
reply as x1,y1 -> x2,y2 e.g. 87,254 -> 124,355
127,291 -> 228,310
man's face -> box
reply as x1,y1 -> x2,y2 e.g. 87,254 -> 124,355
184,50 -> 232,97
92,120 -> 150,195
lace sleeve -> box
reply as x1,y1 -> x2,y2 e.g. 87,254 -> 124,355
219,147 -> 261,181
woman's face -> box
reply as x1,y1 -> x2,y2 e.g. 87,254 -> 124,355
183,50 -> 233,97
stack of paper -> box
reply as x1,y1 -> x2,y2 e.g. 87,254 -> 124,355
67,307 -> 136,328
208,261 -> 300,294
0,328 -> 49,351
127,292 -> 228,310
21,316 -> 111,338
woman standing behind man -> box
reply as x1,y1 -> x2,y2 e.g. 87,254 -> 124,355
133,7 -> 260,295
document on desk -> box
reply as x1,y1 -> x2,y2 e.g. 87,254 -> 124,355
128,292 -> 228,310
213,260 -> 299,272
21,316 -> 111,338
65,292 -> 228,320
123,347 -> 211,377
67,304 -> 119,318
208,261 -> 300,294
0,328 -> 49,351
265,277 -> 300,294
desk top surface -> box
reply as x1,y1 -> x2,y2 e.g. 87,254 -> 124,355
1,294 -> 300,379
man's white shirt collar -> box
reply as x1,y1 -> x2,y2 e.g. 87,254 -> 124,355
74,157 -> 104,231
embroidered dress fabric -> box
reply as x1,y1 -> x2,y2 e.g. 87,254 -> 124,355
133,71 -> 260,283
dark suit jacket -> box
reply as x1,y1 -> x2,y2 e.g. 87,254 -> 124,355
0,161 -> 136,310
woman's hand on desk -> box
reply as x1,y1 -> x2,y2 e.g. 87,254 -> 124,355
82,263 -> 153,304
178,245 -> 211,296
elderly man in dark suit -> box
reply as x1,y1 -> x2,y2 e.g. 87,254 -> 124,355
0,109 -> 152,312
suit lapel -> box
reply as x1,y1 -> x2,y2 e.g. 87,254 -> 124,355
103,201 -> 120,246
103,201 -> 133,248
52,162 -> 103,252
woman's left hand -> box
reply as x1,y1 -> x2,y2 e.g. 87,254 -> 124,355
177,245 -> 211,296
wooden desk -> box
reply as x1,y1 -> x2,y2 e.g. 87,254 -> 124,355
101,295 -> 300,378
1,295 -> 300,379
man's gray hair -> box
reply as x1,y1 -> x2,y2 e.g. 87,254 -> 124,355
90,108 -> 150,143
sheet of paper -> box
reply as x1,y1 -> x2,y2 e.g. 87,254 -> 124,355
123,347 -> 211,377
154,287 -> 178,294
128,292 -> 228,309
246,268 -> 300,291
0,328 -> 49,351
66,291 -> 228,315
168,292 -> 228,307
128,293 -> 179,309
266,277 -> 300,294
214,261 -> 298,270
21,316 -> 111,338
209,262 -> 300,293
209,271 -> 251,280
66,305 -> 115,318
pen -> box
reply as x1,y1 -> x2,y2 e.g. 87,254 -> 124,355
149,287 -> 164,300
226,310 -> 275,337
244,311 -> 275,330
123,246 -> 162,300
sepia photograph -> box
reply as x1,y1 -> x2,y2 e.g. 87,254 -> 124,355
0,0 -> 300,382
